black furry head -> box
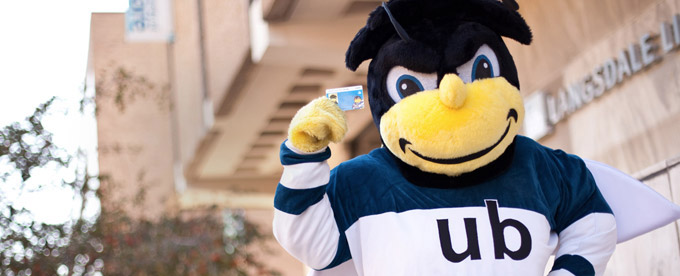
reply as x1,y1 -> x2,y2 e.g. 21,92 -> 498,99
345,0 -> 532,129
346,0 -> 531,71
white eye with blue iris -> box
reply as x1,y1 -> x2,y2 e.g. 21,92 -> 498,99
386,66 -> 437,103
456,44 -> 500,83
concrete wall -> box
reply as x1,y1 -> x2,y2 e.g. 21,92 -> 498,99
201,0 -> 251,112
606,158 -> 680,275
511,0 -> 680,174
90,13 -> 178,217
169,0 -> 253,178
171,0 -> 208,173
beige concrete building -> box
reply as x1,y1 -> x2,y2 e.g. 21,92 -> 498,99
87,0 -> 680,275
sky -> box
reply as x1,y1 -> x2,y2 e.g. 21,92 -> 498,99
0,0 -> 129,224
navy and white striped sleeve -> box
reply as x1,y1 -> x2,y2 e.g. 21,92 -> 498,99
272,140 -> 342,270
549,152 -> 617,276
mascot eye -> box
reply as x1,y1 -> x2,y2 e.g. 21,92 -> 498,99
456,44 -> 500,83
386,66 -> 437,103
397,75 -> 423,96
472,56 -> 493,80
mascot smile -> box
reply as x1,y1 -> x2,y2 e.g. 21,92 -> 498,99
272,0 -> 680,275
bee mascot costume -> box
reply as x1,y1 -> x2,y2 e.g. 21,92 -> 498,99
272,0 -> 680,275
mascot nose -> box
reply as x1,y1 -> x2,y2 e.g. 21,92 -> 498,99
439,74 -> 467,109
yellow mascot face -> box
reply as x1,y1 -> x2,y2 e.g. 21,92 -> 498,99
380,74 -> 524,177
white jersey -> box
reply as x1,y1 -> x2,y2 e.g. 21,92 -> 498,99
273,137 -> 626,275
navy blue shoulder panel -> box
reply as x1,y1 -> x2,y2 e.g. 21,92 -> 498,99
274,184 -> 327,215
551,254 -> 595,275
527,137 -> 613,232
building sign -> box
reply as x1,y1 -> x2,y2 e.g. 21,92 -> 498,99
525,14 -> 680,140
125,0 -> 174,42
523,92 -> 552,140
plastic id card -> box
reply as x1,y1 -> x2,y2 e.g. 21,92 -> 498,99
326,85 -> 365,111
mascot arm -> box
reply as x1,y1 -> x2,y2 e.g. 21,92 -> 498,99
273,98 -> 349,270
548,153 -> 617,276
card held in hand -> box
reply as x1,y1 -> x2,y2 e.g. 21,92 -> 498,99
326,85 -> 364,111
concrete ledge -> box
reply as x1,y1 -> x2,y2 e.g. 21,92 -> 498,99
179,188 -> 274,210
633,154 -> 680,181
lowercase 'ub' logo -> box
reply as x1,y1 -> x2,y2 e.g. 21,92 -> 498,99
437,200 -> 532,263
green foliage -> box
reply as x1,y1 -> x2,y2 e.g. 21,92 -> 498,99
0,99 -> 279,276
89,205 -> 277,276
90,67 -> 170,114
0,97 -> 67,181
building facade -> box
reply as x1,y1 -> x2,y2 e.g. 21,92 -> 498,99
87,0 -> 680,275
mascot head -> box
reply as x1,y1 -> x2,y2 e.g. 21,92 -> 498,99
346,0 -> 532,178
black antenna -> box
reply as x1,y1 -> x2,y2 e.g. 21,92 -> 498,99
382,2 -> 411,41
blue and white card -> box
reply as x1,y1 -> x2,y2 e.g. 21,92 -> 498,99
326,85 -> 365,111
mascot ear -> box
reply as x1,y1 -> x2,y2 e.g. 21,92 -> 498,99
346,3 -> 411,71
501,0 -> 519,11
345,6 -> 394,71
345,26 -> 378,71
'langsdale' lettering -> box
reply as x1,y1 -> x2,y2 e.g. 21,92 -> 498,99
543,14 -> 680,126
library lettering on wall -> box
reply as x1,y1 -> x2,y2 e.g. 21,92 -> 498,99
524,14 -> 680,140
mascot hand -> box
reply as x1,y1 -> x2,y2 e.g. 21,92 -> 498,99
288,97 -> 347,153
